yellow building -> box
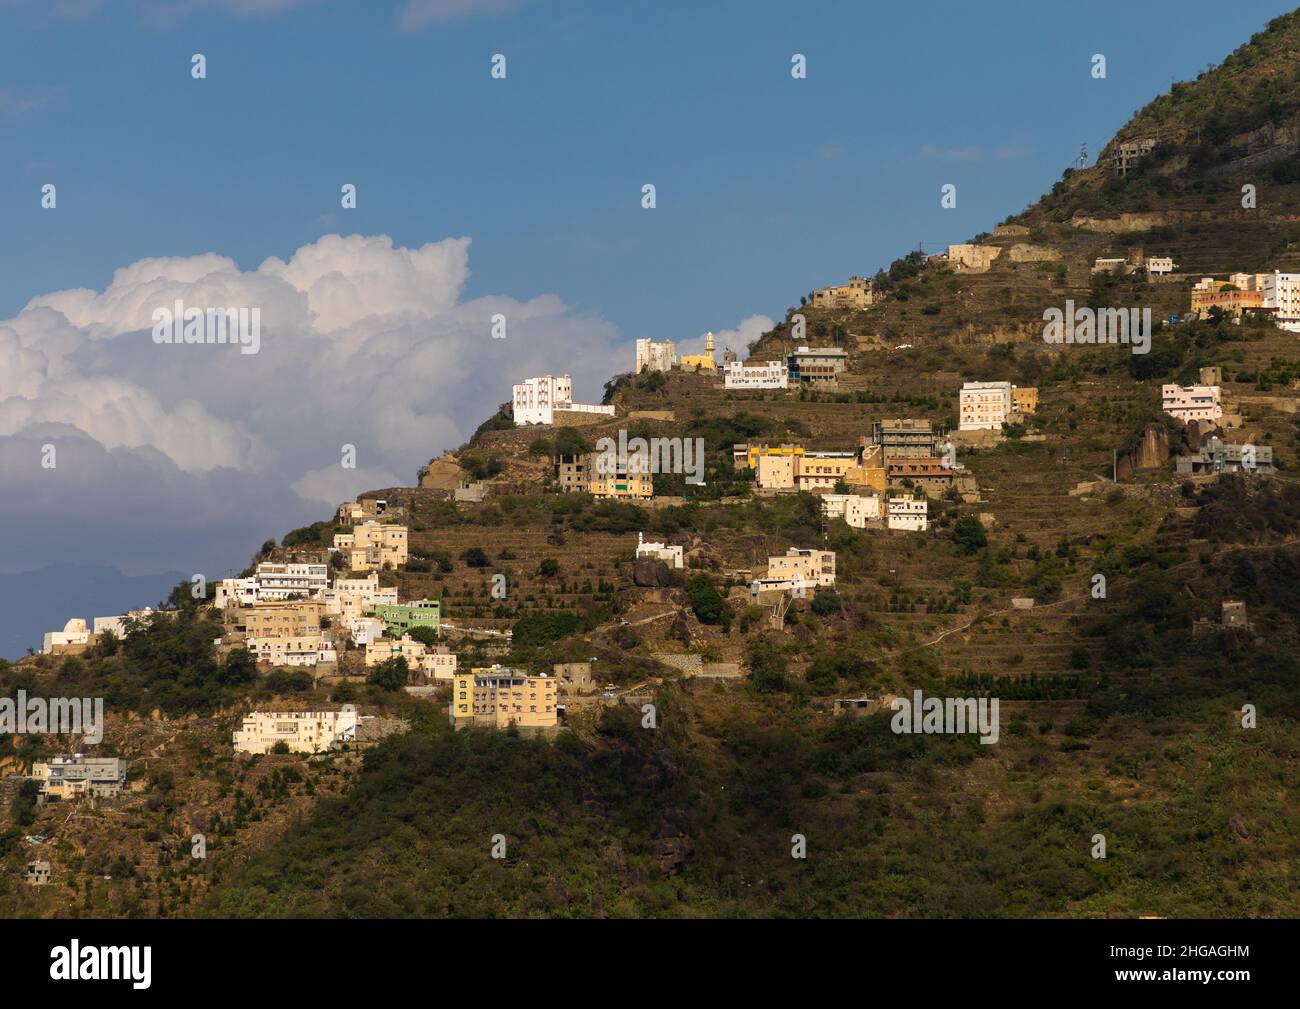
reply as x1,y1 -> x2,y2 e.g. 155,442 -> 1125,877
679,331 -> 717,373
589,470 -> 654,499
333,521 -> 409,572
1012,387 -> 1038,415
811,276 -> 874,310
451,666 -> 558,730
736,443 -> 806,470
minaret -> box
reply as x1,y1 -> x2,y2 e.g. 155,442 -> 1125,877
705,330 -> 715,362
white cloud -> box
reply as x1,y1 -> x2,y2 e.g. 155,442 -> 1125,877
400,0 -> 533,31
0,232 -> 624,574
683,314 -> 774,359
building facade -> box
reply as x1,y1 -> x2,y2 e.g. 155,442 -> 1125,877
235,600 -> 325,639
41,618 -> 90,655
333,522 -> 409,572
636,532 -> 684,568
811,276 -> 874,310
635,338 -> 677,374
787,346 -> 848,385
253,563 -> 329,601
679,331 -> 717,373
766,548 -> 836,588
245,635 -> 337,667
887,497 -> 929,531
370,600 -> 440,637
723,359 -> 788,389
820,493 -> 882,528
32,756 -> 128,800
450,667 -> 559,729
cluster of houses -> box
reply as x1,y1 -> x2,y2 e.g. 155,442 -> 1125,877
1188,271 -> 1300,331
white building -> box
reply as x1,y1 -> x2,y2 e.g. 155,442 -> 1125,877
766,548 -> 836,588
255,563 -> 329,601
232,709 -> 359,755
1262,271 -> 1300,332
347,616 -> 388,646
213,577 -> 259,609
246,636 -> 337,667
887,497 -> 929,532
820,493 -> 882,528
1147,256 -> 1177,276
512,374 -> 615,426
635,338 -> 677,374
724,359 -> 789,390
41,618 -> 90,654
91,608 -> 156,640
635,532 -> 684,568
1162,384 -> 1222,423
958,381 -> 1014,431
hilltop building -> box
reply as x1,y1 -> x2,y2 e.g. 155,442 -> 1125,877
724,359 -> 788,389
232,709 -> 359,755
946,244 -> 1002,273
680,332 -> 718,373
636,532 -> 683,569
1162,384 -> 1222,424
1112,137 -> 1157,176
41,618 -> 90,655
811,276 -> 875,310
91,608 -> 156,641
24,861 -> 51,886
450,666 -> 559,730
513,374 -> 615,426
635,338 -> 677,374
333,521 -> 408,572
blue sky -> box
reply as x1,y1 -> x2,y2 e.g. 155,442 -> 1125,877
0,0 -> 1294,656
4,0 -> 1293,334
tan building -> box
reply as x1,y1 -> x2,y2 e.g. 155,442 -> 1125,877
364,635 -> 457,680
1011,387 -> 1038,415
946,244 -> 1002,273
679,331 -> 718,373
450,667 -> 559,730
1112,137 -> 1156,176
556,452 -> 592,492
635,338 -> 677,374
756,453 -> 797,490
811,276 -> 874,310
767,548 -> 836,588
589,469 -> 654,499
246,635 -> 337,667
887,458 -> 955,497
32,756 -> 128,800
1190,276 -> 1269,320
333,521 -> 409,572
794,452 -> 858,493
235,600 -> 325,639
870,418 -> 942,463
322,573 -> 398,621
232,709 -> 358,755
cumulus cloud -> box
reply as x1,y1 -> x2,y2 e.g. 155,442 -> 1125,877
0,232 -> 624,575
400,0 -> 533,31
681,314 -> 775,359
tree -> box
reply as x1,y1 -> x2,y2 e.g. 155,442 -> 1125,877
368,656 -> 409,691
952,515 -> 988,555
220,647 -> 258,685
538,558 -> 559,577
463,547 -> 489,568
687,575 -> 730,626
406,625 -> 439,648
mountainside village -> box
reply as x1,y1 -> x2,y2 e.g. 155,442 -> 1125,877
5,12 -> 1300,917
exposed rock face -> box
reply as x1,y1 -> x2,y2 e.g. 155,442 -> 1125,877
1116,424 -> 1170,479
420,453 -> 465,491
633,558 -> 673,587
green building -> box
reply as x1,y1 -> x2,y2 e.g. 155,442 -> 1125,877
370,600 -> 440,637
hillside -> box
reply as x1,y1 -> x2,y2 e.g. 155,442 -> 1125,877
5,11 -> 1300,920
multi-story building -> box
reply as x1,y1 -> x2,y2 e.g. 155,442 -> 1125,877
887,458 -> 955,497
1146,256 -> 1177,276
450,667 -> 559,730
735,443 -> 805,470
1162,384 -> 1222,424
513,374 -> 615,425
635,532 -> 683,568
1190,277 -> 1268,320
1112,137 -> 1156,176
887,496 -> 929,532
1175,437 -> 1273,475
364,634 -> 457,680
41,618 -> 90,655
958,381 -> 1014,431
635,338 -> 677,374
31,756 -> 128,800
337,498 -> 389,523
333,521 -> 408,572
232,709 -> 359,755
820,493 -> 882,528
253,562 -> 329,601
245,635 -> 337,667
679,331 -> 718,373
370,600 -> 440,637
787,346 -> 848,385
811,276 -> 874,310
794,452 -> 859,493
724,359 -> 788,389
234,600 -> 325,640
556,452 -> 592,492
870,418 -> 941,463
347,616 -> 388,646
756,453 -> 798,490
1262,271 -> 1300,332
322,573 -> 398,620
766,548 -> 836,588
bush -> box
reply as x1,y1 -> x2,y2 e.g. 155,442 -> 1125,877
462,547 -> 490,568
368,657 -> 410,692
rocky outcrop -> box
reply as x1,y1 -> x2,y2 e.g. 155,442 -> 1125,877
632,558 -> 673,587
1116,423 -> 1171,480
